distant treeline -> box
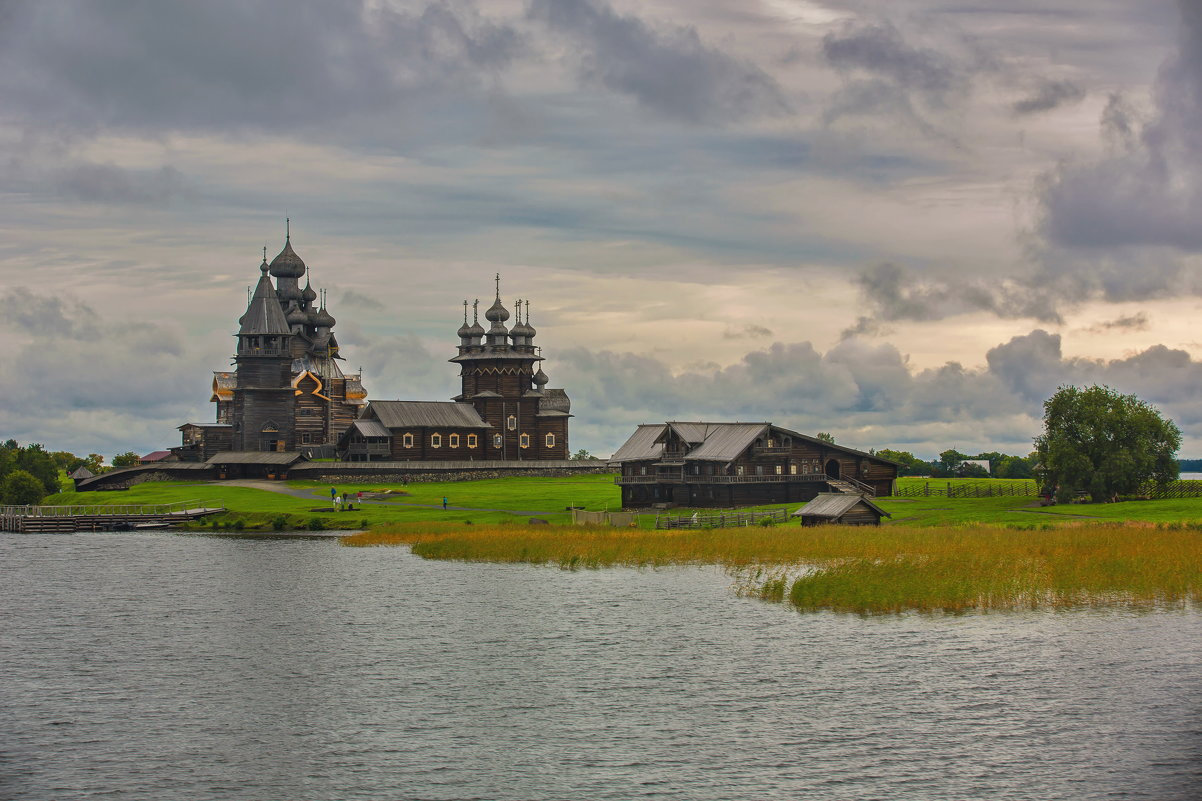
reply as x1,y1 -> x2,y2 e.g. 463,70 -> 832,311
1178,459 -> 1202,472
873,448 -> 1036,479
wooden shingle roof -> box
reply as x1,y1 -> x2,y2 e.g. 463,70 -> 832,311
368,400 -> 490,430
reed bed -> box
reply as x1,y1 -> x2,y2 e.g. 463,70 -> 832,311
341,521 -> 1202,614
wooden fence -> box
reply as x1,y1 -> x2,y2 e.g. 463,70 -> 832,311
889,482 -> 1039,498
655,508 -> 789,530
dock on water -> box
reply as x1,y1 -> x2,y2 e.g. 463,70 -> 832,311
0,501 -> 225,533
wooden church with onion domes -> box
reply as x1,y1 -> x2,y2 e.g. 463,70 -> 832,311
174,227 -> 571,466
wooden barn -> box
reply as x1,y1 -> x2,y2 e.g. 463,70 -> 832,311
611,422 -> 900,509
793,493 -> 891,526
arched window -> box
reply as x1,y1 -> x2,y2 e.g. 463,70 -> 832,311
402,433 -> 414,448
493,434 -> 503,448
261,422 -> 278,433
467,434 -> 478,448
520,433 -> 530,448
507,415 -> 517,431
431,433 -> 442,448
545,433 -> 555,448
449,434 -> 460,448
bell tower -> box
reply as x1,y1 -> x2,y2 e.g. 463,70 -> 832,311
231,256 -> 295,452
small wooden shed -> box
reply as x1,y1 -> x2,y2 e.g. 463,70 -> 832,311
793,493 -> 891,526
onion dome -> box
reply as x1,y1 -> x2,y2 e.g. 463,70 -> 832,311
485,295 -> 510,325
457,300 -> 473,339
314,306 -> 336,328
302,279 -> 317,304
533,367 -> 549,387
286,305 -> 308,326
269,238 -> 306,279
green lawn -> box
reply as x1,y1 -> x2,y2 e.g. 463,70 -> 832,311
43,473 -> 1202,531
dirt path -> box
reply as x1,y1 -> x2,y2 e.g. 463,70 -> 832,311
219,480 -> 554,516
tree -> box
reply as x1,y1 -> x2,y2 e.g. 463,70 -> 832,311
14,443 -> 60,494
876,449 -> 929,477
816,432 -> 836,444
1034,385 -> 1180,502
112,451 -> 141,468
1,469 -> 46,506
569,449 -> 600,461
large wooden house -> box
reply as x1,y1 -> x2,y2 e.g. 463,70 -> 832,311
611,422 -> 899,508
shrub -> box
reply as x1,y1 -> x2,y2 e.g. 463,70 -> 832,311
232,519 -> 246,531
759,516 -> 776,527
1,469 -> 46,506
308,516 -> 326,531
271,515 -> 288,531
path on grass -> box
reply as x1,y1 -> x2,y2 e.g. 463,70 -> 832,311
220,480 -> 555,516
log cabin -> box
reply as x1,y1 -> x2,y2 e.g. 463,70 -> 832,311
611,422 -> 899,508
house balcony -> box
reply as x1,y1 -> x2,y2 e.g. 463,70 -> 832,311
616,471 -> 829,485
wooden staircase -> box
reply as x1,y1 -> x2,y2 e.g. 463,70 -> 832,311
826,477 -> 876,497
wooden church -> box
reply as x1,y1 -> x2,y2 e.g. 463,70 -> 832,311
175,232 -> 570,463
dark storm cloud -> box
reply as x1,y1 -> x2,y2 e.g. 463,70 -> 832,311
1011,79 -> 1085,115
1037,0 -> 1202,299
822,21 -> 964,103
853,263 -> 1061,324
3,288 -> 101,340
0,0 -> 521,134
527,0 -> 787,123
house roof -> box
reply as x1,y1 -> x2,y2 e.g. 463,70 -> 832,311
368,400 -> 490,429
140,451 -> 173,462
792,493 -> 891,519
68,466 -> 94,479
349,419 -> 391,438
611,420 -> 904,467
610,424 -> 668,462
239,274 -> 291,336
205,451 -> 304,465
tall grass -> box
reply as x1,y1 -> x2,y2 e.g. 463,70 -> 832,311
342,521 -> 1202,614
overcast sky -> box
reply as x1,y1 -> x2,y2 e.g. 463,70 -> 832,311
4,0 -> 1202,460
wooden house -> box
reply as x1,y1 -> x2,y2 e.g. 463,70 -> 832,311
611,422 -> 899,508
793,493 -> 891,526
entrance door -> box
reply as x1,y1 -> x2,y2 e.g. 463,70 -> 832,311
825,459 -> 840,479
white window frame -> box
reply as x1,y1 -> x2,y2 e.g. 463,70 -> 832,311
431,433 -> 442,448
507,415 -> 517,431
493,433 -> 503,448
449,433 -> 460,448
467,434 -> 478,448
545,433 -> 555,448
520,433 -> 530,448
402,433 -> 414,448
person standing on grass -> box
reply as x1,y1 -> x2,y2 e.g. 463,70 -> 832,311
330,486 -> 337,510
442,496 -> 448,511
357,490 -> 363,505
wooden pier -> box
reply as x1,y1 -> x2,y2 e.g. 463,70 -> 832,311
0,500 -> 225,533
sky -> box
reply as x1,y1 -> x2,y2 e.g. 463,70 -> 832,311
3,0 -> 1202,460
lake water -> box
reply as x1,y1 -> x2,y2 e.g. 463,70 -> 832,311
2,532 -> 1200,801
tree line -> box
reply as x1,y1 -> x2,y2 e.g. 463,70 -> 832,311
0,441 -> 144,505
872,448 -> 1037,479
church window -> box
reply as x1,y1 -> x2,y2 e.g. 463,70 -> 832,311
775,465 -> 782,475
431,433 -> 442,448
402,433 -> 414,448
545,433 -> 555,448
261,422 -> 278,433
467,434 -> 478,448
494,434 -> 503,448
790,464 -> 797,475
520,433 -> 530,448
507,415 -> 517,431
449,434 -> 460,448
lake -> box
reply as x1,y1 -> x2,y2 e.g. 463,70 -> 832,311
2,532 -> 1200,800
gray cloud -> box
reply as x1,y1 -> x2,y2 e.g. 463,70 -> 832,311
1011,79 -> 1085,115
723,323 -> 774,340
2,288 -> 101,340
528,0 -> 787,123
338,290 -> 386,312
823,21 -> 964,103
1082,312 -> 1150,333
1036,1 -> 1202,299
0,0 -> 521,136
53,163 -> 190,205
853,262 -> 1061,325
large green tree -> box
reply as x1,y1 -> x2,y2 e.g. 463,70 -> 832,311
1,469 -> 46,506
1034,385 -> 1180,502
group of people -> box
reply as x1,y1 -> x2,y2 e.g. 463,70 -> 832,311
330,487 -> 363,511
328,487 -> 450,511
